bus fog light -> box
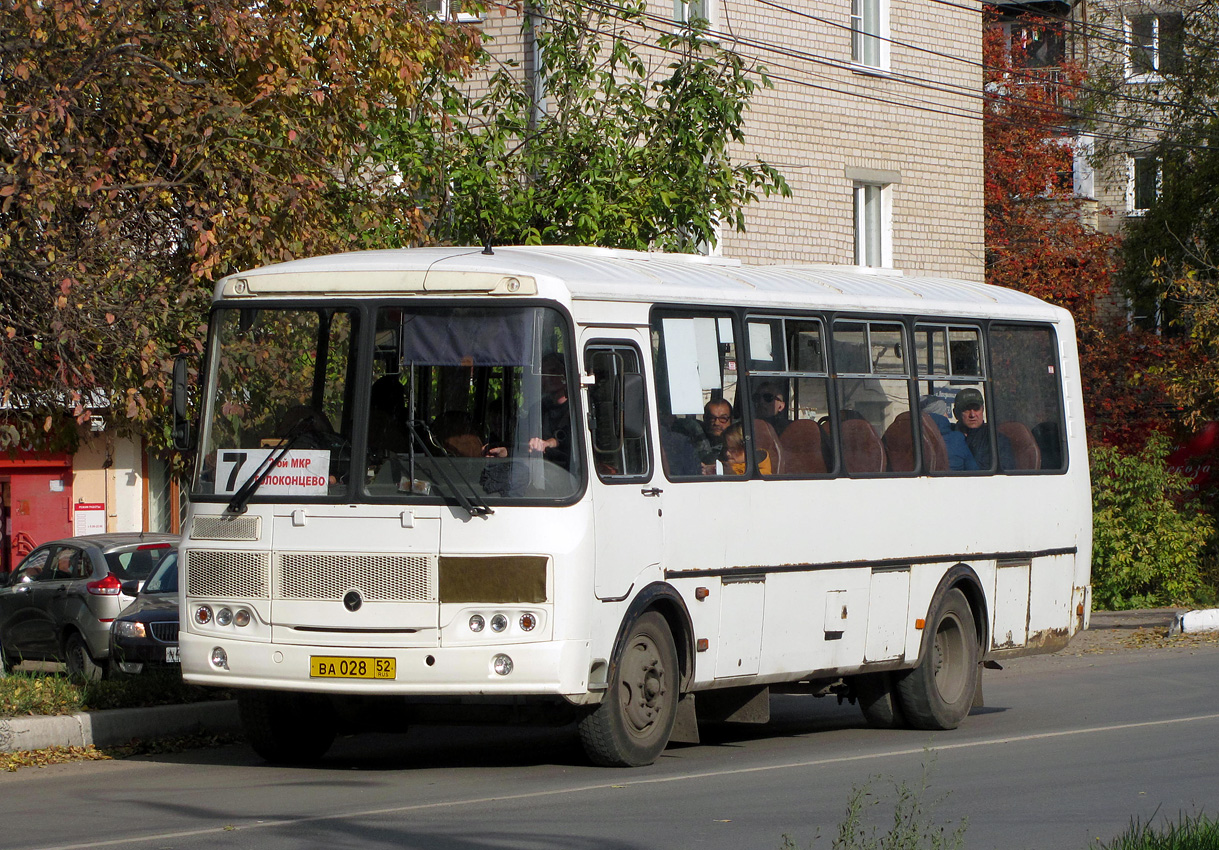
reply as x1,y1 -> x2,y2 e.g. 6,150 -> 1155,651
469,614 -> 485,633
493,654 -> 513,676
216,607 -> 233,627
519,612 -> 537,632
210,647 -> 229,670
233,608 -> 252,627
490,614 -> 508,633
194,605 -> 213,625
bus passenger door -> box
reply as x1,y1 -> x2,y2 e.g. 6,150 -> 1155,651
583,337 -> 663,599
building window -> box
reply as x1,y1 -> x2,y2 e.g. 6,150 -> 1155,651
422,0 -> 481,22
675,0 -> 713,27
1127,12 -> 1183,79
1128,155 -> 1160,214
854,182 -> 891,268
851,0 -> 888,70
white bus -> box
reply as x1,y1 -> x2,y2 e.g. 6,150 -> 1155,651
175,246 -> 1092,766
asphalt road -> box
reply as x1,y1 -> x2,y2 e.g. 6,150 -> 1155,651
2,641 -> 1217,850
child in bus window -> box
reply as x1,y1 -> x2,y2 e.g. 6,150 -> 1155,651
722,423 -> 772,476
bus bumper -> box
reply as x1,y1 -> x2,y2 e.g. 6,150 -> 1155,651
179,632 -> 592,696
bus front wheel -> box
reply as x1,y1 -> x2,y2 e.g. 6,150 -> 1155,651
239,690 -> 336,765
578,612 -> 679,767
896,588 -> 978,730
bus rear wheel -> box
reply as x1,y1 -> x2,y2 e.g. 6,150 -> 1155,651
239,690 -> 336,765
895,588 -> 978,730
578,612 -> 679,767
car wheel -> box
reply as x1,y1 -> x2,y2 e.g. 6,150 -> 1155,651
65,633 -> 105,682
0,638 -> 13,676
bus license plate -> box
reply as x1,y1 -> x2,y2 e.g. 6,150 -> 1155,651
310,656 -> 396,679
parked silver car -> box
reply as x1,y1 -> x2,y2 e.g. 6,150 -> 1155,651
0,533 -> 178,680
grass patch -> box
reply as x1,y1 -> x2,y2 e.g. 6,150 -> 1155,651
1094,813 -> 1219,849
1,669 -> 230,717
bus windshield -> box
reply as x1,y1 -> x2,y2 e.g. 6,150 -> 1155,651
192,303 -> 581,504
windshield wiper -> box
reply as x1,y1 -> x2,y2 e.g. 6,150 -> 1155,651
226,429 -> 305,515
402,422 -> 493,518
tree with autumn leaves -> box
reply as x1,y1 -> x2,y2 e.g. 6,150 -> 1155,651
983,11 -> 1183,448
0,0 -> 483,453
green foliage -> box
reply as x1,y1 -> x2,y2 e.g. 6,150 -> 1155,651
1094,813 -> 1219,850
781,766 -> 967,850
0,669 -> 228,717
376,0 -> 789,252
1090,434 -> 1216,609
0,0 -> 481,453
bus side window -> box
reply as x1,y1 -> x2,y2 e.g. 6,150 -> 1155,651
832,320 -> 913,475
586,344 -> 651,480
989,324 -> 1066,472
651,312 -> 739,479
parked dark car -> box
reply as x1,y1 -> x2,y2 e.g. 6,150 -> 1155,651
109,550 -> 180,675
0,533 -> 178,679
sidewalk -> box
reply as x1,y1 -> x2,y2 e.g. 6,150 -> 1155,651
0,700 -> 240,754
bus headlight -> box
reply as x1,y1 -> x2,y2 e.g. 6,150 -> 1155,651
519,612 -> 537,632
469,614 -> 485,633
233,608 -> 252,628
490,614 -> 508,633
493,654 -> 513,676
210,647 -> 229,670
216,607 -> 233,627
194,605 -> 213,625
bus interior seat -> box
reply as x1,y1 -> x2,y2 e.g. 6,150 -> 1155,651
882,412 -> 917,472
999,421 -> 1041,470
752,419 -> 784,476
778,419 -> 827,474
922,413 -> 949,471
841,418 -> 886,474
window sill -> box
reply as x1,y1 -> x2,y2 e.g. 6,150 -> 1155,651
850,62 -> 892,79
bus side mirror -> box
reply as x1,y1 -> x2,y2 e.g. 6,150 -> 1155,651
621,373 -> 645,440
172,354 -> 194,451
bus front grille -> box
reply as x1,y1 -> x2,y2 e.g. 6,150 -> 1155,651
185,550 -> 270,598
275,552 -> 435,602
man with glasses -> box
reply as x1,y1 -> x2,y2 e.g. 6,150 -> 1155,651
698,399 -> 735,474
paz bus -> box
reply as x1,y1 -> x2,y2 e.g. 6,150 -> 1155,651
174,246 -> 1092,766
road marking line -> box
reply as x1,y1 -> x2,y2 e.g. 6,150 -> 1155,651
32,711 -> 1219,850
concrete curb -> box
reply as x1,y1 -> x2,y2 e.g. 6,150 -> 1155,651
0,701 -> 240,754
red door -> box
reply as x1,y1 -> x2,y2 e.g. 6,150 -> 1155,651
1,456 -> 73,572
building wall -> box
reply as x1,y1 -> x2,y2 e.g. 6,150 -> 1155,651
473,0 -> 985,279
712,0 -> 984,277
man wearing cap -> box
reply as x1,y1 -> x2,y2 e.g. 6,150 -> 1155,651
953,387 -> 1014,470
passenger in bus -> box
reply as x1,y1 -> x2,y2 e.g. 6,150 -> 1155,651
952,388 -> 1014,470
528,353 -> 572,467
920,396 -> 977,472
703,398 -> 734,453
722,423 -> 772,475
753,381 -> 789,436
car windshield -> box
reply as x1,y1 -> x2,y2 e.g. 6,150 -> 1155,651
192,302 -> 581,504
104,545 -> 172,580
142,551 -> 178,594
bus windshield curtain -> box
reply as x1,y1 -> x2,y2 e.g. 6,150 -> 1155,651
398,311 -> 535,367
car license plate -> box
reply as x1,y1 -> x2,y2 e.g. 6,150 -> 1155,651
310,656 -> 396,679
165,646 -> 181,664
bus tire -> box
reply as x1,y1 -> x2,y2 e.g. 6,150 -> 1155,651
578,612 -> 679,767
854,672 -> 906,729
239,690 -> 336,765
895,588 -> 978,730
